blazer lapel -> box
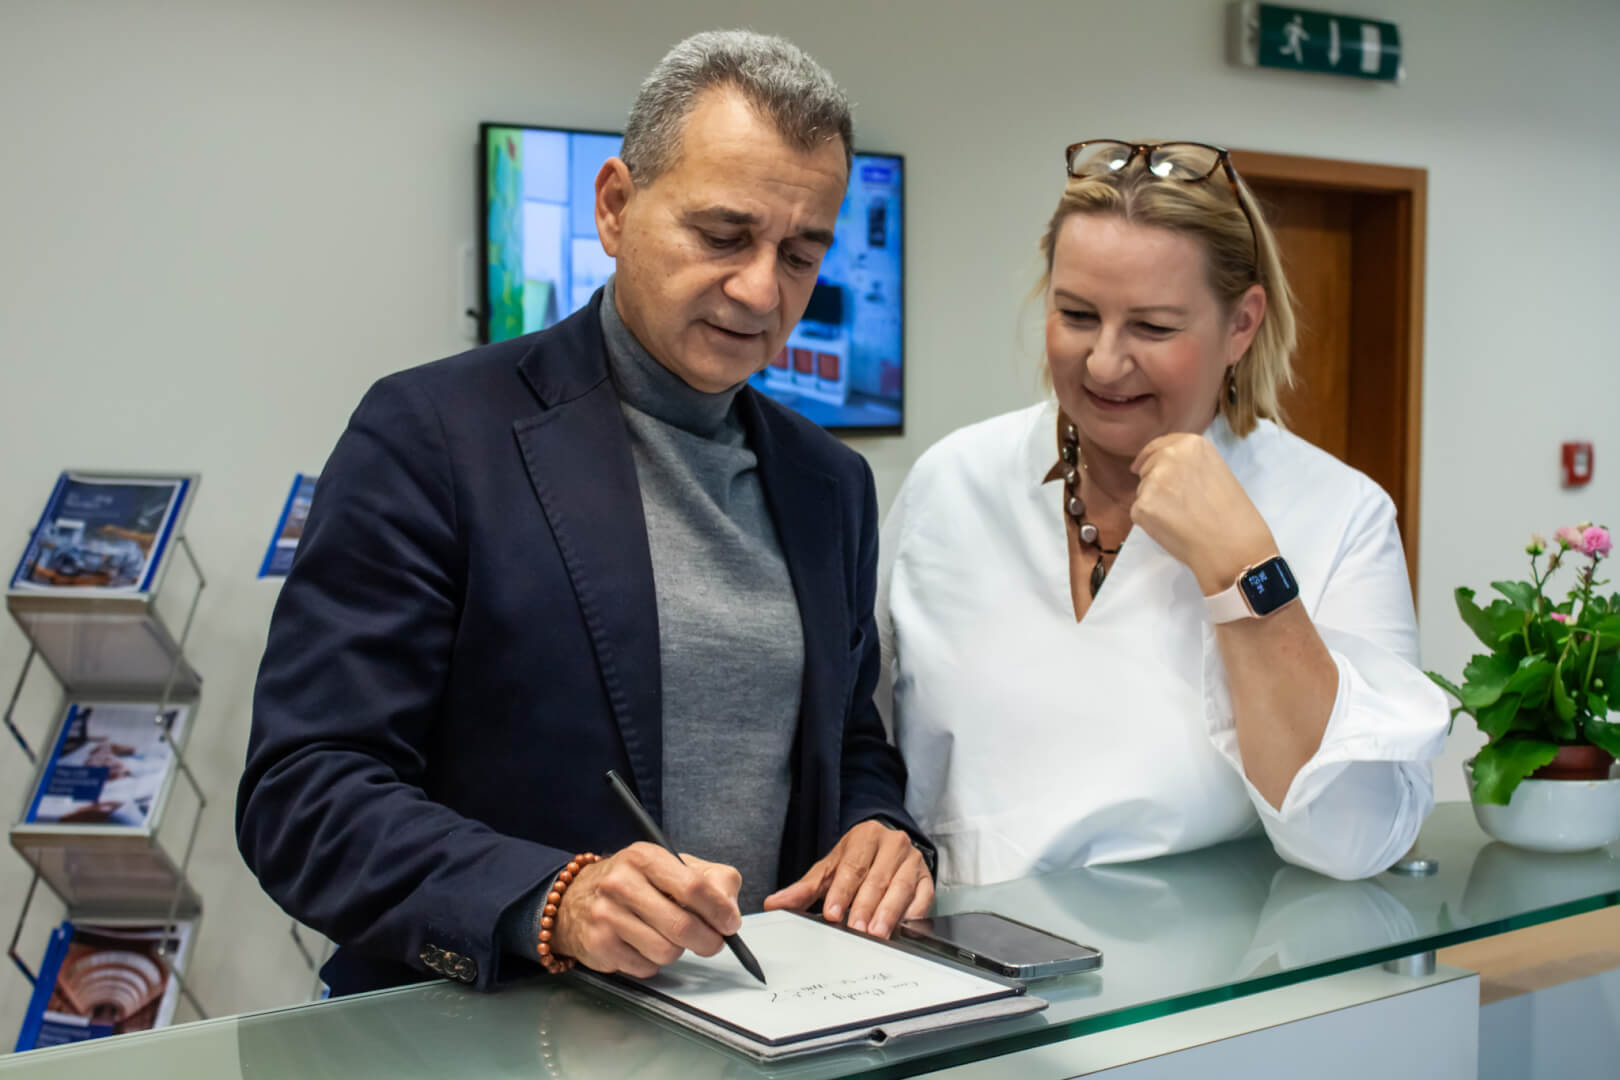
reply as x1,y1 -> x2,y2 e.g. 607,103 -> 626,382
511,297 -> 664,819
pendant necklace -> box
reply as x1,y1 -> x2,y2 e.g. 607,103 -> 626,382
1058,422 -> 1122,597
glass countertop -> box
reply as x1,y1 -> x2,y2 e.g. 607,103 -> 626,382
4,802 -> 1618,1078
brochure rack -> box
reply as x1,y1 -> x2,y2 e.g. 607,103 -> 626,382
5,472 -> 208,1022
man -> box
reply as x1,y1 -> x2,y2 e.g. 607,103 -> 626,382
237,29 -> 934,995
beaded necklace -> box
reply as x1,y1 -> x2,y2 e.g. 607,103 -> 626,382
1058,421 -> 1123,597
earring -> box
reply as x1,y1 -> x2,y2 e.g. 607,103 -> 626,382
1225,366 -> 1238,406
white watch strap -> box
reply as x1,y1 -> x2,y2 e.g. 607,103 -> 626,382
1205,581 -> 1253,623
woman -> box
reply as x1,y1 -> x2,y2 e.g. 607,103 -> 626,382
879,141 -> 1447,886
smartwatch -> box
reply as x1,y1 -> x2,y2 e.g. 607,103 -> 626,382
1205,555 -> 1299,623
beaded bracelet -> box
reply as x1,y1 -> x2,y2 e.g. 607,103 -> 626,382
536,852 -> 600,974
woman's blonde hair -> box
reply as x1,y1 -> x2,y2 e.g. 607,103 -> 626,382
1037,144 -> 1296,436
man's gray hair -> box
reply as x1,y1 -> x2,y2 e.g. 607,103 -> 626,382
621,30 -> 853,185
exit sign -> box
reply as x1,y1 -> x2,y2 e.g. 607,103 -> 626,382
1232,3 -> 1403,83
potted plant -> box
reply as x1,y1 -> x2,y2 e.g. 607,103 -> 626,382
1428,523 -> 1620,852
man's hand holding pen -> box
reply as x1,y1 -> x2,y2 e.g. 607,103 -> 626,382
550,842 -> 743,979
549,820 -> 935,978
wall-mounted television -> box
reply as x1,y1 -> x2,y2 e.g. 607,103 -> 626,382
480,122 -> 904,433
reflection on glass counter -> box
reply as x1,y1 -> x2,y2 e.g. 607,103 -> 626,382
3,804 -> 1617,1079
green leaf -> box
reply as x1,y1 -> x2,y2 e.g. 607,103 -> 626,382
1471,739 -> 1561,805
1553,660 -> 1578,723
1456,587 -> 1524,652
1474,693 -> 1522,740
1505,656 -> 1556,709
1589,690 -> 1610,718
1426,671 -> 1464,703
1491,580 -> 1539,612
1586,716 -> 1620,759
1547,622 -> 1574,651
1608,655 -> 1620,711
1459,652 -> 1516,709
1547,701 -> 1579,742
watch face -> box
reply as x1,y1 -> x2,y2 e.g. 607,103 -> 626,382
1240,557 -> 1299,616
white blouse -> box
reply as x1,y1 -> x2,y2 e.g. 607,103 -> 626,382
877,400 -> 1449,886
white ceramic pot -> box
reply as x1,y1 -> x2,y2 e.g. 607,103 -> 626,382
1465,759 -> 1620,853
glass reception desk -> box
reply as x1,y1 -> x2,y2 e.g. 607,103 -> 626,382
3,801 -> 1618,1079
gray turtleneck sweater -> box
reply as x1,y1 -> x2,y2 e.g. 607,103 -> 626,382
600,280 -> 803,910
498,281 -> 803,963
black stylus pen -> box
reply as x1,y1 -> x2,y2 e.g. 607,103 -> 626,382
603,769 -> 767,985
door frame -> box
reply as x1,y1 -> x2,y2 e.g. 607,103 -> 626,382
1230,149 -> 1427,594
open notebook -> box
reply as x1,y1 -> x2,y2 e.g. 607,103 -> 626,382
574,910 -> 1045,1061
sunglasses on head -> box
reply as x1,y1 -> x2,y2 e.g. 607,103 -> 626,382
1063,140 -> 1259,271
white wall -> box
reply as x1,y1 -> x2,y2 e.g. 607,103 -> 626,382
2,0 -> 1618,1037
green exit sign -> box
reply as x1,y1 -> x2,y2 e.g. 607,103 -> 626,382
1232,2 -> 1403,83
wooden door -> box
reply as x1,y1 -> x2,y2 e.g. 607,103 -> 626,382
1256,186 -> 1355,461
1232,151 -> 1427,591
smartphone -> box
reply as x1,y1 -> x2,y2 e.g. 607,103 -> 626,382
898,911 -> 1103,980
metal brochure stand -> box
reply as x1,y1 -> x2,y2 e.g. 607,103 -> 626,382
287,920 -> 333,1002
4,473 -> 208,1021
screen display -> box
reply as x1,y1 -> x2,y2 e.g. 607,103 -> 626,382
480,123 -> 904,432
1241,557 -> 1298,616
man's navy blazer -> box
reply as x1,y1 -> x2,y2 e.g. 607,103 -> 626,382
236,293 -> 926,996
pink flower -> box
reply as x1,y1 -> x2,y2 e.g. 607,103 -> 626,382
1550,612 -> 1570,623
1554,525 -> 1584,550
1581,525 -> 1612,558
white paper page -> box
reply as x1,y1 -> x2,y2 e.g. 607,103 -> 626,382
622,910 -> 1015,1044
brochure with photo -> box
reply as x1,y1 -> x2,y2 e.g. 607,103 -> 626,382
10,473 -> 192,595
258,473 -> 317,579
24,702 -> 190,829
13,920 -> 195,1052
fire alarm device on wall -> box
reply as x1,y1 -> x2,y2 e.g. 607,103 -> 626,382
1562,442 -> 1594,487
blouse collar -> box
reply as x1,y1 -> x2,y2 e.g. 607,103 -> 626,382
1034,401 -> 1252,486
